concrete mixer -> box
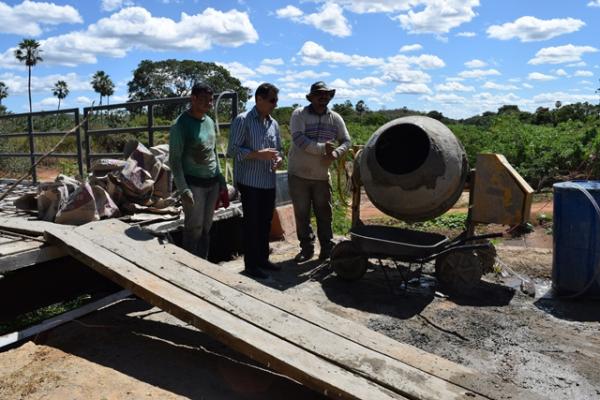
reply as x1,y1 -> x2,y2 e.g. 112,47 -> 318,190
330,116 -> 534,291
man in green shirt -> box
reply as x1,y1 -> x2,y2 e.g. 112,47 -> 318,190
169,83 -> 228,259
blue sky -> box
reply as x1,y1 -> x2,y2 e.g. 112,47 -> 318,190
0,0 -> 598,118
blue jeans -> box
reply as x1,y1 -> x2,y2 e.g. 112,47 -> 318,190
288,174 -> 333,254
182,182 -> 220,259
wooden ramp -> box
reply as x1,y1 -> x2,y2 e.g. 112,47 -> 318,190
0,214 -> 67,274
43,219 -> 495,400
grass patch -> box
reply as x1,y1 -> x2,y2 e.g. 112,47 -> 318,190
0,294 -> 92,335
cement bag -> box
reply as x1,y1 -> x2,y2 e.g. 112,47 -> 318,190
37,176 -> 79,222
150,144 -> 170,166
90,158 -> 127,174
92,185 -> 121,219
124,140 -> 161,180
153,165 -> 172,199
118,158 -> 155,202
14,193 -> 38,212
55,182 -> 100,225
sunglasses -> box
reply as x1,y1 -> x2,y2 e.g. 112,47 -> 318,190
267,97 -> 278,104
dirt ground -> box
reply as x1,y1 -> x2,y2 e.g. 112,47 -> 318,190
1,205 -> 600,399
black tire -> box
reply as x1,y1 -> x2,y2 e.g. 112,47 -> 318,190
331,240 -> 368,281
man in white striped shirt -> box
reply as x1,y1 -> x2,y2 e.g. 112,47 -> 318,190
228,83 -> 283,279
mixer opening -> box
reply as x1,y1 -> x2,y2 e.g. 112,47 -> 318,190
374,124 -> 430,175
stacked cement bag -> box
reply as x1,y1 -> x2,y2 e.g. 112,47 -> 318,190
16,140 -> 178,226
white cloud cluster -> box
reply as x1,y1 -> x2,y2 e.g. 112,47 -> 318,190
400,44 -> 422,52
0,6 -> 258,67
349,77 -> 386,86
0,72 -> 90,95
395,83 -> 431,94
0,0 -> 82,36
487,16 -> 585,42
528,44 -> 598,65
101,0 -> 133,12
528,72 -> 556,81
276,3 -> 351,37
588,0 -> 600,7
298,41 -> 384,67
482,81 -> 519,91
435,81 -> 475,92
458,69 -> 501,79
456,31 -> 476,37
574,70 -> 593,77
464,59 -> 486,68
394,0 -> 480,35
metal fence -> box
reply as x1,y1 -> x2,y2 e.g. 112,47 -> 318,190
0,92 -> 239,184
0,108 -> 83,183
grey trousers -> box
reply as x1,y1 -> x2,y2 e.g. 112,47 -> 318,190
182,182 -> 220,259
288,174 -> 334,253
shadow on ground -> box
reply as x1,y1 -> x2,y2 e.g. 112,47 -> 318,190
38,298 -> 326,400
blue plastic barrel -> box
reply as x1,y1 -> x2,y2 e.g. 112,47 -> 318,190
553,181 -> 600,297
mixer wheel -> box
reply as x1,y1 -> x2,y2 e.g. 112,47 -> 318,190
435,249 -> 485,292
331,240 -> 368,281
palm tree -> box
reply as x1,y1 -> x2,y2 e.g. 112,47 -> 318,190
0,82 -> 8,105
14,38 -> 43,114
52,80 -> 69,111
91,71 -> 115,105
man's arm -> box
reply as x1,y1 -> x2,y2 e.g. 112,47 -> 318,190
168,122 -> 190,195
290,109 -> 327,156
227,115 -> 252,162
332,114 -> 352,158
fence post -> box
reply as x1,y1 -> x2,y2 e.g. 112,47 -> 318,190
148,103 -> 154,148
27,114 -> 36,184
74,109 -> 84,178
83,108 -> 91,172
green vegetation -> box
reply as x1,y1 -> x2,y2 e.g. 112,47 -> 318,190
0,294 -> 91,335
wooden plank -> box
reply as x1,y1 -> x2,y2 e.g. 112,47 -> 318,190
0,215 -> 64,237
88,220 -> 541,400
0,239 -> 44,256
69,220 -> 486,400
44,225 -> 406,400
0,244 -> 67,273
0,290 -> 131,349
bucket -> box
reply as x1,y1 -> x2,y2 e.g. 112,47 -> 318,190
552,181 -> 600,297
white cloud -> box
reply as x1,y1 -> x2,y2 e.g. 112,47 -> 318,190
482,81 -> 519,90
381,65 -> 431,83
393,0 -> 480,35
528,44 -> 598,65
101,0 -> 133,12
395,83 -> 432,94
323,0 -> 413,14
588,0 -> 600,7
464,59 -> 486,68
435,81 -> 475,92
387,54 -> 445,69
256,65 -> 280,75
277,3 -> 351,37
278,69 -> 331,83
0,72 -> 90,95
422,93 -> 467,104
298,41 -> 383,67
458,68 -> 501,79
0,6 -> 259,68
76,96 -> 93,105
0,0 -> 82,36
275,5 -> 303,18
330,78 -> 350,89
400,44 -> 422,52
456,31 -> 476,37
487,16 -> 585,42
217,61 -> 256,80
262,58 -> 284,66
528,72 -> 557,81
522,83 -> 533,89
554,69 -> 568,77
566,61 -> 587,68
532,91 -> 597,105
574,70 -> 594,77
349,77 -> 386,86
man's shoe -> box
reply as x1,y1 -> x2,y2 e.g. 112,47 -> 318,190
242,268 -> 270,280
261,261 -> 282,271
294,251 -> 314,263
318,248 -> 332,261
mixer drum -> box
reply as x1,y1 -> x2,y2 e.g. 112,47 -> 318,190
358,116 -> 468,222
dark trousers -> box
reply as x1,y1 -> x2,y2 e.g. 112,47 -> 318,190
237,183 -> 275,270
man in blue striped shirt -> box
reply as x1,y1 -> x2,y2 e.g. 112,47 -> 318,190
227,83 -> 283,279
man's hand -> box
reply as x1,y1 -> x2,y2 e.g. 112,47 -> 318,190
215,187 -> 230,209
253,148 -> 279,161
181,190 -> 194,208
325,141 -> 336,156
272,155 -> 283,171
